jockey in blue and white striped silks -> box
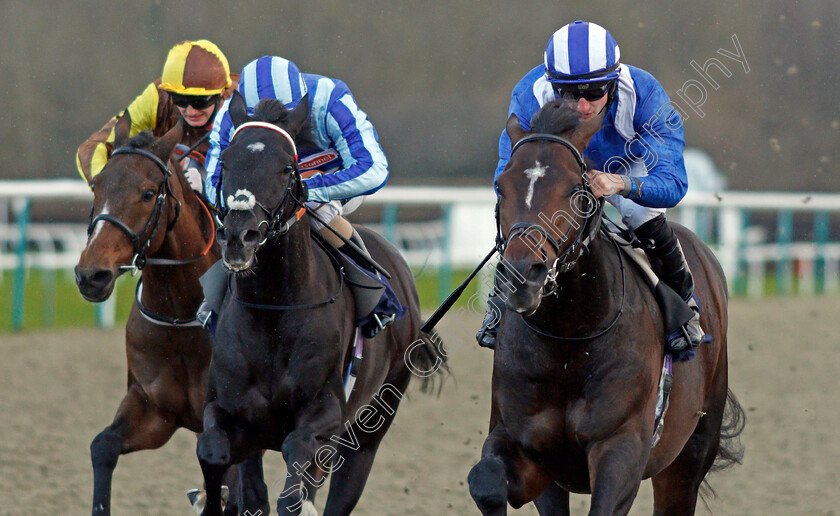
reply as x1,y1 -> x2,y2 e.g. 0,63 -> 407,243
496,20 -> 687,229
205,56 -> 388,210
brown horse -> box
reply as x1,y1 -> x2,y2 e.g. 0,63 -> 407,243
467,100 -> 744,515
75,117 -> 255,515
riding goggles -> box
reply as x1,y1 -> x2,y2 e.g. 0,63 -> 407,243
169,93 -> 220,110
552,81 -> 613,102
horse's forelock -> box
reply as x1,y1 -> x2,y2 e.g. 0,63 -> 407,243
250,99 -> 316,149
530,100 -> 582,136
127,132 -> 156,149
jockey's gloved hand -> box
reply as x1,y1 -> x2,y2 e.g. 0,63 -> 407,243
184,168 -> 204,192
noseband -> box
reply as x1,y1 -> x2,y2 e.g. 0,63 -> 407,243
87,147 -> 182,275
499,133 -> 603,296
219,122 -> 307,249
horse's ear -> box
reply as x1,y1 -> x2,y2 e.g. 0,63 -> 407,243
228,90 -> 248,128
506,114 -> 527,147
113,113 -> 131,149
155,118 -> 184,160
570,108 -> 606,152
288,93 -> 310,134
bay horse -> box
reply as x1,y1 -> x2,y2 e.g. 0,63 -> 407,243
75,117 -> 263,515
467,100 -> 744,515
195,92 -> 446,516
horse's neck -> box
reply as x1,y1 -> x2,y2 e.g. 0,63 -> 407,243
140,192 -> 216,318
530,235 -> 622,335
233,221 -> 327,306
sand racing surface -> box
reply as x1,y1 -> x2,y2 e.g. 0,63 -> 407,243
2,296 -> 839,515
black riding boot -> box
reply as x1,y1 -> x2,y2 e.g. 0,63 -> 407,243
337,229 -> 396,334
475,271 -> 504,350
634,215 -> 704,352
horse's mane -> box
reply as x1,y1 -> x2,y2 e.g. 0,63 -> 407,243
253,99 -> 317,149
529,99 -> 582,136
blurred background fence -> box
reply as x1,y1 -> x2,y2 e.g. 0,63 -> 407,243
2,180 -> 839,332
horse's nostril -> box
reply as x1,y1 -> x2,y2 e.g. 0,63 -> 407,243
216,227 -> 227,243
242,229 -> 262,246
526,262 -> 548,283
91,269 -> 114,287
76,267 -> 114,289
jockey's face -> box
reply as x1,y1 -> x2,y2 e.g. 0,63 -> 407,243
553,81 -> 611,121
177,103 -> 217,128
571,94 -> 609,121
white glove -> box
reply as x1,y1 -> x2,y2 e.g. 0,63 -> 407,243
184,167 -> 204,193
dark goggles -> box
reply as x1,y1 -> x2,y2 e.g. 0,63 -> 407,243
552,81 -> 613,102
169,93 -> 220,110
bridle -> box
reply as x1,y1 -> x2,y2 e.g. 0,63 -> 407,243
498,133 -> 604,297
218,122 -> 307,248
219,121 -> 345,311
87,147 -> 215,276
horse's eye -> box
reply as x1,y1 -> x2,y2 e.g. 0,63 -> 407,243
284,165 -> 294,174
142,190 -> 156,202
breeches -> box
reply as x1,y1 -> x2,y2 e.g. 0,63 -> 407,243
305,196 -> 366,231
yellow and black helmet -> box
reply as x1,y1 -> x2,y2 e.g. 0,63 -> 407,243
160,40 -> 232,96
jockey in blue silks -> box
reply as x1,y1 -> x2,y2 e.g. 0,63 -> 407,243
199,56 -> 403,337
477,20 -> 704,353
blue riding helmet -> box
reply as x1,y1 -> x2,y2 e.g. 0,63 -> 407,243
237,56 -> 309,111
544,20 -> 621,85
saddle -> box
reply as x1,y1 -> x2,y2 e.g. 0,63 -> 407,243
603,223 -> 696,352
310,231 -> 407,337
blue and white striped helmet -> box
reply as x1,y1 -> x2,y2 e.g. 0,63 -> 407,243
237,56 -> 308,110
544,21 -> 621,84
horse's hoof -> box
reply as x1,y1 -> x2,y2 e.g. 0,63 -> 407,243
187,489 -> 205,515
187,486 -> 229,515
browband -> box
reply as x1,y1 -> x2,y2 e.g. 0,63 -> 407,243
232,121 -> 298,161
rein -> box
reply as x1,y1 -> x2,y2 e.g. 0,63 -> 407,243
228,234 -> 345,311
519,233 -> 626,340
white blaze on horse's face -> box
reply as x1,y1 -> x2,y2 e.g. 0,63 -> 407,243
524,161 -> 547,210
88,202 -> 110,241
247,142 -> 265,153
226,189 -> 256,211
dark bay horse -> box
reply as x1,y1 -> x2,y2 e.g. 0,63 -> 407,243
75,117 -> 256,515
195,93 -> 445,516
468,101 -> 744,515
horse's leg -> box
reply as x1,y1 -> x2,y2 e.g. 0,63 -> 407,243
586,433 -> 647,516
533,483 -> 571,516
197,401 -> 247,516
651,369 -> 729,515
322,375 -> 409,516
235,452 -> 271,516
276,394 -> 343,516
468,424 -> 552,516
91,384 -> 178,516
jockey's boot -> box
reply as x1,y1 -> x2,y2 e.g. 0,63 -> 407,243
475,272 -> 504,350
196,260 -> 228,337
634,215 -> 705,353
338,228 -> 397,334
195,299 -> 217,335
